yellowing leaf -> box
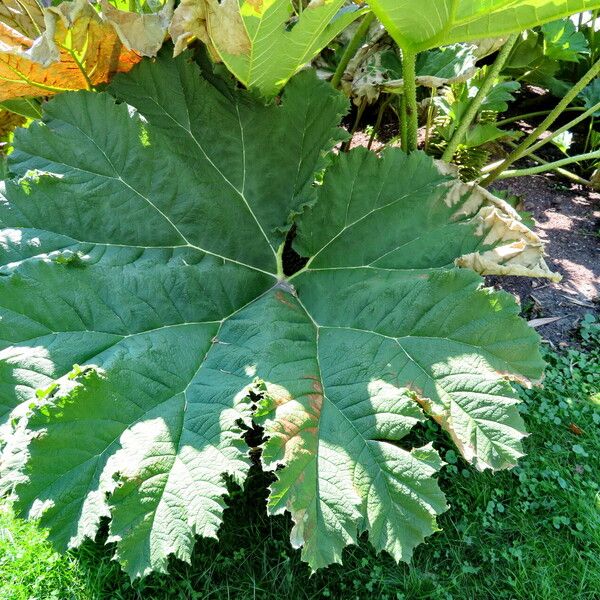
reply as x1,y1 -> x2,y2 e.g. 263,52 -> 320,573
0,0 -> 142,101
0,107 -> 25,155
0,0 -> 44,38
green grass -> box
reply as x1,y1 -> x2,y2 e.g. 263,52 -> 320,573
1,316 -> 599,600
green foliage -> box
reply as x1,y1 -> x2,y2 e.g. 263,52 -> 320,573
581,79 -> 600,116
542,18 -> 590,62
431,72 -> 520,179
505,20 -> 591,96
340,39 -> 479,104
368,0 -> 600,52
350,42 -> 479,100
413,44 -> 477,84
0,502 -> 92,600
0,99 -> 42,121
0,53 -> 553,578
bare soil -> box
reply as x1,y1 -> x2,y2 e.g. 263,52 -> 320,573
489,175 -> 599,347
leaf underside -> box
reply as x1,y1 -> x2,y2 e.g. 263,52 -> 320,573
0,53 -> 548,577
369,0 -> 600,52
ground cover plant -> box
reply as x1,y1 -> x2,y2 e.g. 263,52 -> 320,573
0,0 -> 598,593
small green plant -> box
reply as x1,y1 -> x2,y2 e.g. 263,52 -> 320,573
430,72 -> 521,180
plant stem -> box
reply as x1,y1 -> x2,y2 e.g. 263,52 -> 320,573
591,10 -> 599,63
402,49 -> 419,152
489,141 -> 594,186
399,95 -> 408,152
368,95 -> 392,150
441,33 -> 519,162
276,242 -> 285,279
495,150 -> 600,179
342,97 -> 367,152
424,88 -> 435,152
523,99 -> 600,157
481,56 -> 600,186
495,107 -> 585,127
331,12 -> 376,89
584,116 -> 595,153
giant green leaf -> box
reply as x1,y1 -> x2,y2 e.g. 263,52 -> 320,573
0,53 -> 554,577
368,0 -> 600,52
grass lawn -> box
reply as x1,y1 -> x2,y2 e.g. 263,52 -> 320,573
1,316 -> 599,600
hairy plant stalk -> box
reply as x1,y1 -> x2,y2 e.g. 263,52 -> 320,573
584,115 -> 595,153
331,12 -> 376,89
592,10 -> 600,63
441,34 -> 519,162
402,49 -> 419,152
399,95 -> 408,152
481,56 -> 600,186
495,150 -> 600,179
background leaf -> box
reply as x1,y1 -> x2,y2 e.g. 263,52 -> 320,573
368,0 -> 600,51
0,0 -> 142,101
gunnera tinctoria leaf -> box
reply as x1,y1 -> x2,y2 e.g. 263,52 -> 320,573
0,52 -> 557,578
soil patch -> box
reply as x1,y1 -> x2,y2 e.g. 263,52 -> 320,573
489,175 -> 599,347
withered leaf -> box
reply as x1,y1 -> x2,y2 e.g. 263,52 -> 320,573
101,0 -> 174,58
0,0 -> 44,38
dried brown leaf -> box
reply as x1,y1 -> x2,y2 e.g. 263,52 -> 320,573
527,317 -> 564,328
436,162 -> 561,282
169,0 -> 211,57
101,0 -> 174,58
169,0 -> 249,58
